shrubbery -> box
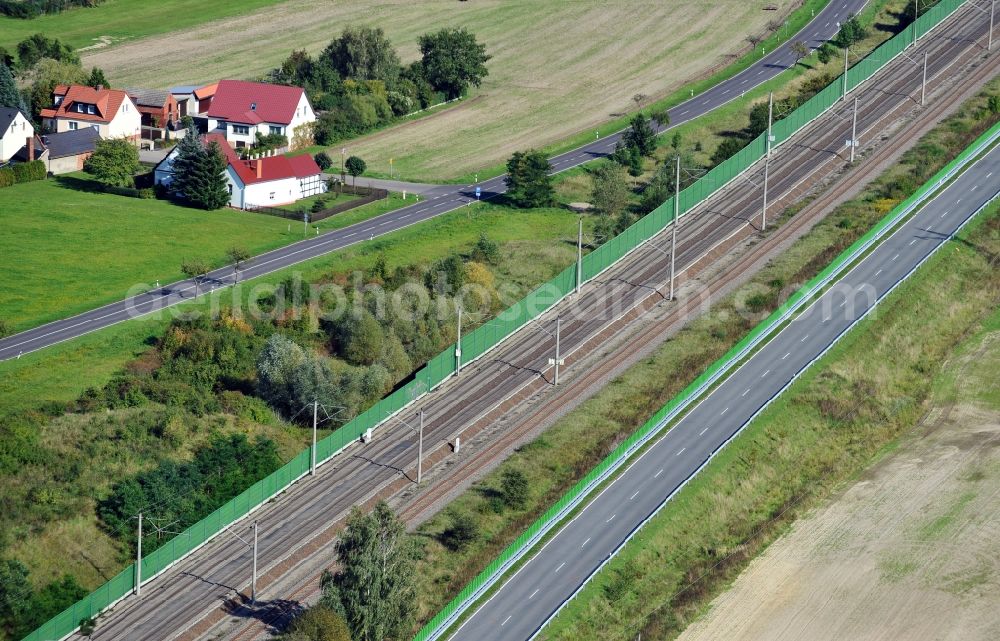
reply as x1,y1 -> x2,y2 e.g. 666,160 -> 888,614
0,160 -> 45,189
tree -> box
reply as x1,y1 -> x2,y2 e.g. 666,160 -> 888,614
172,136 -> 230,210
832,13 -> 866,48
622,113 -> 656,157
418,28 -> 491,99
16,33 -> 78,70
285,606 -> 352,641
591,163 -> 630,219
321,26 -> 401,84
0,559 -> 32,635
817,43 -> 834,65
670,132 -> 682,150
181,258 -> 212,297
0,63 -> 25,112
227,246 -> 251,282
345,155 -> 366,192
24,58 -> 85,120
504,149 -> 553,208
256,334 -> 307,412
340,310 -> 384,366
499,468 -> 529,509
711,136 -> 748,166
85,138 -> 140,188
314,151 -> 332,171
85,66 -> 108,89
326,501 -> 417,641
790,40 -> 810,64
650,108 -> 670,129
610,141 -> 643,177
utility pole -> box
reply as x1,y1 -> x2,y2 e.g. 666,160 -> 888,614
921,52 -> 928,105
135,512 -> 142,597
576,218 -> 583,294
990,0 -> 995,51
548,317 -> 563,385
251,521 -> 258,605
455,307 -> 463,376
850,96 -> 859,163
669,155 -> 680,300
766,91 -> 774,157
417,410 -> 424,484
842,47 -> 849,100
762,154 -> 770,232
310,400 -> 318,475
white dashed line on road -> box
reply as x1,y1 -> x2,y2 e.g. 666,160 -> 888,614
743,387 -> 752,396
875,269 -> 883,276
721,407 -> 729,416
502,615 -> 512,626
782,352 -> 790,360
529,589 -> 540,600
762,369 -> 771,377
630,491 -> 639,500
607,514 -> 616,523
655,469 -> 663,478
556,562 -> 565,573
581,537 -> 591,548
700,427 -> 709,436
892,253 -> 899,261
801,334 -> 809,342
676,447 -> 686,456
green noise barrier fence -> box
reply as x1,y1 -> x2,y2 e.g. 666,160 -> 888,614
22,2 -> 971,639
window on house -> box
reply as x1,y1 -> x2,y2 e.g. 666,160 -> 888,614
69,122 -> 79,130
269,126 -> 282,135
227,184 -> 233,195
269,192 -> 275,200
250,103 -> 257,111
87,104 -> 96,115
233,125 -> 249,135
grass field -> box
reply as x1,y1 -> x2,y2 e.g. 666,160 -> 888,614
0,0 -> 284,51
0,174 -> 411,332
81,0 -> 800,182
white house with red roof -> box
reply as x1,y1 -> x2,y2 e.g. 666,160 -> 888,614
39,85 -> 141,141
153,133 -> 325,208
206,80 -> 315,149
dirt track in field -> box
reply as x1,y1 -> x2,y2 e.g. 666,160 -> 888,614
678,332 -> 1000,641
85,0 -> 796,180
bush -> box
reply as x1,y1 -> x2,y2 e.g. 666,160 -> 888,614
0,166 -> 14,188
314,152 -> 333,170
499,468 -> 529,509
137,187 -> 155,199
471,232 -> 501,264
440,512 -> 479,551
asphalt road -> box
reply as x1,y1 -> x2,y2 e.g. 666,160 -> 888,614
448,111 -> 1000,641
0,0 -> 867,362
60,5 -> 1000,638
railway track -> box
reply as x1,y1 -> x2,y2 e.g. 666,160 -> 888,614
74,4 -> 1000,640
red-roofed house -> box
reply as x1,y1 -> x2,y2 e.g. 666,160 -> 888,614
39,85 -> 141,141
153,133 -> 325,208
206,80 -> 315,149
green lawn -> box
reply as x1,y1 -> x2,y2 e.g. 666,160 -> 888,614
0,0 -> 285,51
274,190 -> 362,213
0,174 -> 409,333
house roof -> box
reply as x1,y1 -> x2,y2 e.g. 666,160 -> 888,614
12,134 -> 45,162
41,127 -> 101,159
170,85 -> 201,96
193,83 -> 217,100
39,85 -> 132,124
206,80 -> 304,125
0,106 -> 28,136
126,88 -> 172,108
203,133 -> 321,185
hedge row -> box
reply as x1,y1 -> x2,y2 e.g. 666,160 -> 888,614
0,160 -> 46,188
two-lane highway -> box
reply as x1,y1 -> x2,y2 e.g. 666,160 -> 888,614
0,0 -> 868,362
448,132 -> 1000,641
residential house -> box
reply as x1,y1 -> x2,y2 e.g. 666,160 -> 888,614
153,133 -> 325,208
37,128 -> 101,174
0,106 -> 33,163
39,84 -> 141,141
170,83 -> 218,118
206,79 -> 315,149
126,88 -> 179,140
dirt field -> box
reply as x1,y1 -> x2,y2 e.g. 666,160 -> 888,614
677,322 -> 1000,641
83,0 -> 797,181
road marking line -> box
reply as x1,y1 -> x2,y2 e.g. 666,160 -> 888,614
892,253 -> 899,261
502,615 -> 512,626
556,562 -> 565,573
957,198 -> 962,204
676,447 -> 686,456
630,491 -> 639,500
909,239 -> 917,246
699,427 -> 709,436
782,352 -> 790,360
987,172 -> 993,178
762,369 -> 771,377
607,514 -> 616,523
721,407 -> 729,415
839,300 -> 846,308
801,334 -> 809,342
875,269 -> 883,276
654,469 -> 663,478
530,589 -> 540,600
972,184 -> 979,191
743,387 -> 752,395
581,537 -> 591,548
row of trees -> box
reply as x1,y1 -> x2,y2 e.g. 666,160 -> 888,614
268,26 -> 489,145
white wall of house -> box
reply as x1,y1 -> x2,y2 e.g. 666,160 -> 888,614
243,176 -> 301,207
0,111 -> 33,162
288,93 -> 315,142
107,98 -> 141,139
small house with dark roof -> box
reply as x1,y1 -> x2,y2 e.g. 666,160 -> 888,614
39,84 -> 141,141
126,88 -> 179,140
205,80 -> 315,149
39,127 -> 101,174
0,106 -> 34,163
153,133 -> 325,208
